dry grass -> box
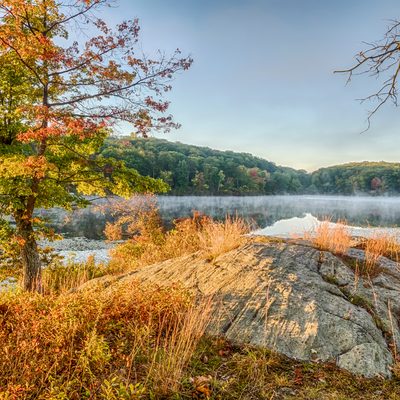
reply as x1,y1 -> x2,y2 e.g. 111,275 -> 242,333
189,336 -> 400,400
354,229 -> 400,278
298,215 -> 353,255
144,296 -> 214,397
361,252 -> 383,278
29,195 -> 251,294
0,281 -> 213,399
360,229 -> 400,261
104,195 -> 252,271
3,202 -> 400,399
292,216 -> 394,277
41,255 -> 119,294
2,285 -> 400,400
196,213 -> 251,261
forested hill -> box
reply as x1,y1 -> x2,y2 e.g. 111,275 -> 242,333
99,137 -> 311,195
310,162 -> 400,195
99,138 -> 400,196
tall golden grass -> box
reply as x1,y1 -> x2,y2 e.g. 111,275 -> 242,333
362,229 -> 400,262
357,229 -> 400,277
41,255 -> 111,294
299,215 -> 353,255
3,201 -> 400,398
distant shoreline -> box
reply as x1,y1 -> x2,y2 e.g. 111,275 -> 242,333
157,193 -> 400,198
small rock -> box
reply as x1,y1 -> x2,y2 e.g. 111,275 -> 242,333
337,343 -> 392,379
279,387 -> 295,396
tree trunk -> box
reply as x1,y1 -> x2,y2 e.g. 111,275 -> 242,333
14,211 -> 43,293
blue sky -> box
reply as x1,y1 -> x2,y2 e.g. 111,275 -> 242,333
102,0 -> 400,171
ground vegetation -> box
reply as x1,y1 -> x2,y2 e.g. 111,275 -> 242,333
2,205 -> 400,398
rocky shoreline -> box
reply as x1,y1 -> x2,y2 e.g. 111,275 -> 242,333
38,237 -> 115,264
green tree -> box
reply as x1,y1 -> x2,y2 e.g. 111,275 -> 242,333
192,171 -> 208,194
217,170 -> 225,193
0,0 -> 192,291
288,177 -> 302,193
272,171 -> 291,193
159,170 -> 173,187
175,160 -> 189,189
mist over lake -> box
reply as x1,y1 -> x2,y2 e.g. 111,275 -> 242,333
44,195 -> 400,239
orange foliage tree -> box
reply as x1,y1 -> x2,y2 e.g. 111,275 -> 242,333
0,0 -> 192,291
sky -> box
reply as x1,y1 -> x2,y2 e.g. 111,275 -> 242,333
99,0 -> 400,172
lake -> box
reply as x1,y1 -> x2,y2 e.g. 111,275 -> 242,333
45,195 -> 400,239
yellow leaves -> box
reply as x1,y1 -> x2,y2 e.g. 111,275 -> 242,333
0,154 -> 56,179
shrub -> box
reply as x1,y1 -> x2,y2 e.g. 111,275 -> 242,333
0,281 -> 212,399
42,255 -> 116,294
0,246 -> 64,285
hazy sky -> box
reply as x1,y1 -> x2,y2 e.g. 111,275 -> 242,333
101,0 -> 400,171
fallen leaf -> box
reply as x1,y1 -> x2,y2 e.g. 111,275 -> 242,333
197,386 -> 211,395
294,369 -> 303,385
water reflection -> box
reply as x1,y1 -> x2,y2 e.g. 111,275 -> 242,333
157,195 -> 400,229
44,195 -> 400,239
255,213 -> 317,236
255,212 -> 400,237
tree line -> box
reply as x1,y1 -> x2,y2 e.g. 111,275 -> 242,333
99,137 -> 311,195
310,162 -> 400,195
100,138 -> 400,196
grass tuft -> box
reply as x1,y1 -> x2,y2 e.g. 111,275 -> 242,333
361,230 -> 400,262
298,215 -> 353,255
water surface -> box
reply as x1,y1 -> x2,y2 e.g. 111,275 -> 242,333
43,195 -> 400,238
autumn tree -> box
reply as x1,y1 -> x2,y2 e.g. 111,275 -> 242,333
335,19 -> 400,129
0,0 -> 192,291
371,177 -> 383,190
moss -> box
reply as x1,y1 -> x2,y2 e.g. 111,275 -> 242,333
340,287 -> 350,297
348,293 -> 372,310
340,255 -> 382,279
338,288 -> 390,336
325,275 -> 339,285
373,316 -> 391,335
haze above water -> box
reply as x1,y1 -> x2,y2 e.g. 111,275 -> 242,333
157,195 -> 400,237
51,195 -> 400,239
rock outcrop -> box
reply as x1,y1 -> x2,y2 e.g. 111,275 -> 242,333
79,238 -> 399,378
